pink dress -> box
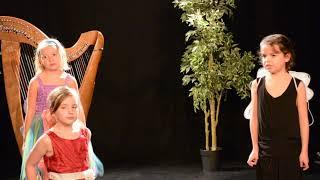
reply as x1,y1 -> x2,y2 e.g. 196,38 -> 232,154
36,74 -> 72,130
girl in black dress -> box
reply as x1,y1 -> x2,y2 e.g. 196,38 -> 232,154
247,34 -> 309,180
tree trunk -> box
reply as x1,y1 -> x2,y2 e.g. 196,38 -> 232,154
209,92 -> 223,151
209,97 -> 217,151
204,110 -> 210,151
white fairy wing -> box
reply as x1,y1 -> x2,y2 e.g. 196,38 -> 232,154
289,71 -> 310,86
243,102 -> 252,120
244,68 -> 314,124
256,67 -> 268,78
306,88 -> 314,101
289,71 -> 314,101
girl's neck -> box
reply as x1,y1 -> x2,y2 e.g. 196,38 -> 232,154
266,69 -> 290,81
42,70 -> 64,76
53,123 -> 73,132
51,122 -> 79,139
41,71 -> 67,84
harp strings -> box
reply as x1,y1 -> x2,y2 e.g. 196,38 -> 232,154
67,47 -> 93,86
19,44 -> 35,101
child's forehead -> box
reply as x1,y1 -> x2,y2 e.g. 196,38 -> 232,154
40,45 -> 58,53
61,95 -> 78,104
260,44 -> 282,53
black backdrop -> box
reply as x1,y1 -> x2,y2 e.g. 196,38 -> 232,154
1,0 -> 320,177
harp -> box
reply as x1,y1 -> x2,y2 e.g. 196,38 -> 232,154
0,16 -> 104,154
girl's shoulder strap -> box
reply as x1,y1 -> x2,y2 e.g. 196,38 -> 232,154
256,77 -> 262,86
35,74 -> 43,86
64,73 -> 75,85
80,128 -> 87,135
44,130 -> 55,141
65,72 -> 71,80
292,76 -> 299,90
289,71 -> 313,101
80,128 -> 90,140
255,67 -> 268,88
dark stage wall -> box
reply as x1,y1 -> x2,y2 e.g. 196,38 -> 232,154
1,0 -> 320,177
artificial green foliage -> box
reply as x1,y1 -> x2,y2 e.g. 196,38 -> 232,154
173,0 -> 256,151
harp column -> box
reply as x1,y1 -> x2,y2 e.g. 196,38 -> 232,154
1,41 -> 24,154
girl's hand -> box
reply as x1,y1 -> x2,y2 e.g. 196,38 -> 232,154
299,151 -> 309,171
247,149 -> 259,167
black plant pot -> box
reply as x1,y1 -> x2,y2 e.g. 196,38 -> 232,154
200,148 -> 222,172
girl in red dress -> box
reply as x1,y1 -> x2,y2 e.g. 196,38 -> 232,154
26,86 -> 95,180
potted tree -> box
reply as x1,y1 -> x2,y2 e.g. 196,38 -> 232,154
173,0 -> 256,171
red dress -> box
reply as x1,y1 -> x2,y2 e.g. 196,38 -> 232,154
44,129 -> 89,173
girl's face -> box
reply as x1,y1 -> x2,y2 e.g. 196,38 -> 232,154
260,44 -> 291,74
40,46 -> 61,72
52,95 -> 78,126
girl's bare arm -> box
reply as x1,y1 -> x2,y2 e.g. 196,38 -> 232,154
250,80 -> 259,151
296,82 -> 309,154
23,78 -> 38,141
26,135 -> 51,179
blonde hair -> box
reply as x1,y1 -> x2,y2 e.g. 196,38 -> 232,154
48,86 -> 79,114
34,38 -> 69,74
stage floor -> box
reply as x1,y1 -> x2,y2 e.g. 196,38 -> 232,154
7,162 -> 320,180
100,162 -> 320,180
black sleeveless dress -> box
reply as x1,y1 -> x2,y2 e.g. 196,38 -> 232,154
256,77 -> 303,180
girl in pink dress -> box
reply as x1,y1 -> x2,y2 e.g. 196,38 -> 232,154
26,86 -> 95,179
20,38 -> 103,179
20,38 -> 83,180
